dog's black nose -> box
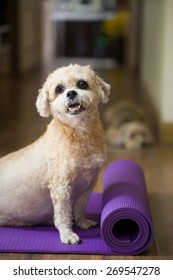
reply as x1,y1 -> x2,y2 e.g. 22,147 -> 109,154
66,90 -> 77,99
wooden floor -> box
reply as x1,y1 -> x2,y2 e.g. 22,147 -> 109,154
0,65 -> 173,260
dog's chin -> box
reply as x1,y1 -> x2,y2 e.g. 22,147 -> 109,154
67,103 -> 85,116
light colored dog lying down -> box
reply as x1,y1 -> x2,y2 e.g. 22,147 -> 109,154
104,101 -> 154,150
0,64 -> 111,244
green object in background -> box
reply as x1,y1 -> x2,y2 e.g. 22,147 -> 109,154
96,35 -> 109,48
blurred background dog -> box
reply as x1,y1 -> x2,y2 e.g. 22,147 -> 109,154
104,100 -> 155,150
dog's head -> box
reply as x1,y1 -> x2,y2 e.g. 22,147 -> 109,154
119,122 -> 154,149
36,64 -> 110,122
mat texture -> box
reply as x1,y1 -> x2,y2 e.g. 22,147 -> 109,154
0,159 -> 154,255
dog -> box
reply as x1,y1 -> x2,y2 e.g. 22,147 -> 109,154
104,100 -> 154,149
0,64 -> 111,244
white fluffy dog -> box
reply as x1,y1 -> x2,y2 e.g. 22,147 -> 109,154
0,64 -> 111,244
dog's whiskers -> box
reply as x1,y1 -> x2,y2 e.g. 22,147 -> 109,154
80,95 -> 92,108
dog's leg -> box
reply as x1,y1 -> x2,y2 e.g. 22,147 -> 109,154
73,177 -> 98,229
49,185 -> 81,244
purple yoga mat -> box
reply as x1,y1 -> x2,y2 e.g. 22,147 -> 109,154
0,159 -> 154,255
101,159 -> 154,255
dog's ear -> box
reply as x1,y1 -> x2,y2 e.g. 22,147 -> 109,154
36,85 -> 50,117
96,75 -> 111,104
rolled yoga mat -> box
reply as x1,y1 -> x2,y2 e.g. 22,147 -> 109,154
0,159 -> 154,255
101,159 -> 154,255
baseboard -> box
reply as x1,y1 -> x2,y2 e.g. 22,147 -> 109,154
159,123 -> 173,144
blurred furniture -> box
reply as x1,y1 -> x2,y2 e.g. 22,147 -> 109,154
50,7 -> 115,57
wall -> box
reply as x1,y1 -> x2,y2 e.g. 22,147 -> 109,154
161,0 -> 173,122
141,0 -> 173,123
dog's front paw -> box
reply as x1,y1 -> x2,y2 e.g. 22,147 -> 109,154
60,230 -> 81,245
76,218 -> 99,229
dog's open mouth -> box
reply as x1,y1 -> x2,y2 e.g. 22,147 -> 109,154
67,103 -> 85,115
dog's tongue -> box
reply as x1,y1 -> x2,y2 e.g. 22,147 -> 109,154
68,103 -> 81,112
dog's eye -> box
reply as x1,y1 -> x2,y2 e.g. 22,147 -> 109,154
77,80 -> 88,89
55,85 -> 64,94
130,133 -> 137,139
